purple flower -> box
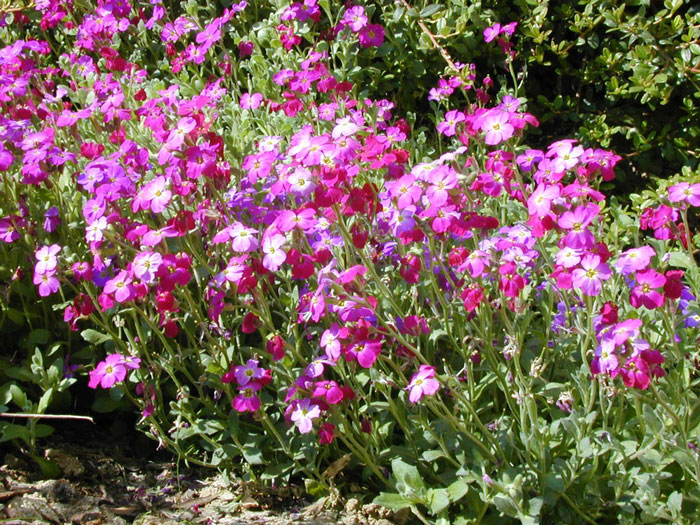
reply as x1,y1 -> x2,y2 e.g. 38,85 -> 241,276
290,398 -> 321,434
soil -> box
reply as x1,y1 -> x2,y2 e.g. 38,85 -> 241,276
0,422 -> 408,525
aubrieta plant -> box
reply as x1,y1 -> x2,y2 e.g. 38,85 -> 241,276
0,2 -> 699,524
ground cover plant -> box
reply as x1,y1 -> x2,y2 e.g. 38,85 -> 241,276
1,0 -> 700,523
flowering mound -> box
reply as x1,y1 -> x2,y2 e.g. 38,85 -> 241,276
1,2 -> 699,523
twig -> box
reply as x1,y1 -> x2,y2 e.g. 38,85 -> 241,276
396,0 -> 460,73
0,413 -> 95,423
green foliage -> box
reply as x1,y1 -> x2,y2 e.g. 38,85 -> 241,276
372,0 -> 700,191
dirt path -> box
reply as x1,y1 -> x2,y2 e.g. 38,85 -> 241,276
0,425 -> 405,525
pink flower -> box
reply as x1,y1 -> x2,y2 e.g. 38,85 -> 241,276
343,5 -> 368,32
33,271 -> 60,297
240,92 -> 263,109
668,182 -> 700,207
321,324 -> 346,361
557,204 -> 599,249
406,365 -> 440,403
437,110 -> 465,137
615,245 -> 655,275
132,251 -> 162,283
483,23 -> 501,43
104,270 -> 135,303
137,176 -> 172,214
572,254 -> 611,296
527,184 -> 560,218
229,222 -> 259,252
262,233 -> 287,271
630,269 -> 666,309
290,398 -> 321,434
479,110 -> 514,145
165,117 -> 196,150
35,244 -> 61,274
88,354 -> 129,389
555,247 -> 582,268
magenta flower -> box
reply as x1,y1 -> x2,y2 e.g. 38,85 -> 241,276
290,398 -> 321,434
229,222 -> 259,252
355,339 -> 383,368
572,254 -> 611,296
232,382 -> 261,413
358,24 -> 384,48
630,269 -> 666,309
498,262 -> 527,298
483,23 -> 501,43
312,380 -> 344,405
620,356 -> 651,390
0,217 -> 20,243
406,365 -> 440,403
88,354 -> 128,389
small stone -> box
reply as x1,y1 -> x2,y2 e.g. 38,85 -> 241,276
44,449 -> 85,478
345,498 -> 361,513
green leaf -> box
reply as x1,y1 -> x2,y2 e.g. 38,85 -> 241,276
373,492 -> 414,510
667,491 -> 682,514
9,384 -> 27,409
0,423 -> 30,444
304,479 -> 327,497
426,488 -> 450,515
391,458 -> 425,492
34,423 -> 54,438
81,329 -> 112,345
37,388 -> 54,414
27,329 -> 50,347
419,4 -> 443,18
493,493 -> 519,517
261,462 -> 293,480
422,449 -> 445,462
242,445 -> 264,465
668,252 -> 693,269
446,479 -> 470,503
528,497 -> 544,517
